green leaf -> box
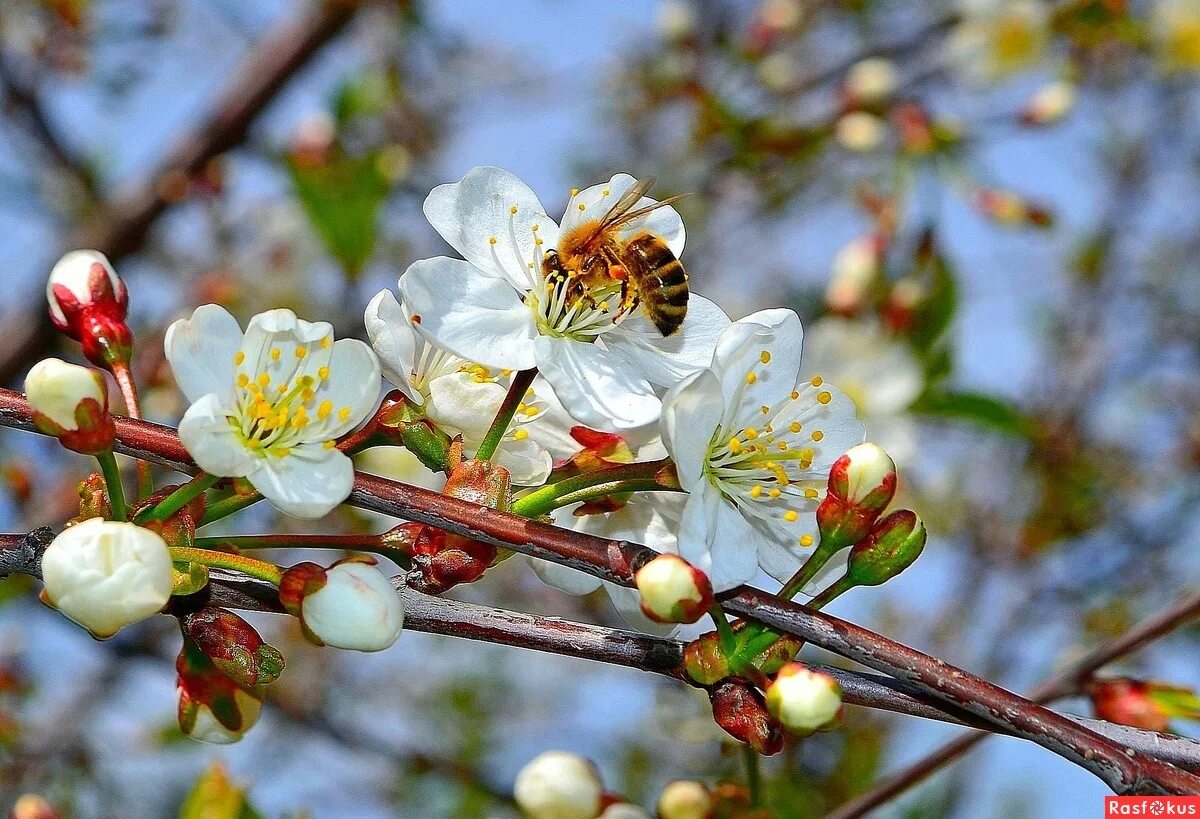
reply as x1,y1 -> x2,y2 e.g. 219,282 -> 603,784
287,148 -> 388,279
179,762 -> 263,819
911,390 -> 1030,437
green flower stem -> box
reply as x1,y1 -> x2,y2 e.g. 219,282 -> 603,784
168,546 -> 283,586
734,574 -> 857,666
474,368 -> 537,462
193,533 -> 410,568
138,473 -> 221,522
199,490 -> 263,526
94,449 -> 127,522
710,604 -> 737,656
511,459 -> 677,518
744,744 -> 762,808
400,421 -> 452,473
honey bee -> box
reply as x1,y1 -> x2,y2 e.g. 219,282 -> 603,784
542,178 -> 689,336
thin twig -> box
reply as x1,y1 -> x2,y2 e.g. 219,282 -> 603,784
0,395 -> 1195,795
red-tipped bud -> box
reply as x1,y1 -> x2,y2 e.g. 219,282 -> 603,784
1089,678 -> 1200,733
845,510 -> 926,587
817,443 -> 897,548
24,358 -> 115,455
279,558 -> 404,652
657,780 -> 714,819
709,681 -> 785,755
765,663 -> 843,736
46,250 -> 133,369
9,795 -> 60,819
635,554 -> 713,624
180,608 -> 284,690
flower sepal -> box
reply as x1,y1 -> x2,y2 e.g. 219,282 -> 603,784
176,634 -> 264,745
179,608 -> 284,690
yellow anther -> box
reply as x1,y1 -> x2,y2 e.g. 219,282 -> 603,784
760,351 -> 771,364
501,369 -> 513,376
237,374 -> 250,388
510,205 -> 518,214
800,534 -> 814,547
298,375 -> 315,388
777,441 -> 788,451
234,351 -> 245,365
277,383 -> 288,394
318,366 -> 330,381
323,440 -> 336,449
817,391 -> 832,404
513,429 -> 529,441
746,371 -> 758,385
535,238 -> 544,246
790,390 -> 800,400
577,203 -> 586,211
318,400 -> 333,420
570,187 -> 580,196
789,421 -> 803,433
750,485 -> 763,499
804,488 -> 819,499
811,430 -> 824,442
728,437 -> 743,454
295,347 -> 307,359
768,488 -> 782,499
320,336 -> 331,349
489,236 -> 498,245
784,510 -> 799,522
602,188 -> 611,196
810,376 -> 824,387
338,407 -> 351,422
744,428 -> 759,440
761,405 -> 770,415
257,373 -> 271,388
531,224 -> 539,232
523,406 -> 539,417
271,348 -> 281,361
302,389 -> 315,402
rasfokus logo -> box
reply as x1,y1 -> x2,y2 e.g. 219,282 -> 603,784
1106,797 -> 1200,815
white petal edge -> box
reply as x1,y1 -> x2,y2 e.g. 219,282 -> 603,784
164,304 -> 243,405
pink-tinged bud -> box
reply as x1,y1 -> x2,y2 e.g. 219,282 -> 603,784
1088,678 -> 1200,733
765,663 -> 842,736
709,681 -> 785,756
10,795 -> 59,819
1019,81 -> 1076,126
24,358 -> 115,455
635,554 -> 713,624
180,609 -> 284,690
845,510 -> 926,587
826,236 -> 879,315
175,633 -> 264,744
513,751 -> 604,819
842,57 -> 898,104
817,443 -> 897,549
657,780 -> 713,819
280,558 -> 404,652
45,250 -> 133,369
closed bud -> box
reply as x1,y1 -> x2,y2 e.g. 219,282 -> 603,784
46,250 -> 133,369
10,795 -> 59,819
176,643 -> 264,745
845,510 -> 926,587
636,554 -> 713,624
765,663 -> 842,736
513,751 -> 603,819
683,632 -> 730,686
843,57 -> 898,103
600,805 -> 651,819
40,519 -> 173,638
657,780 -> 713,819
817,444 -> 897,549
1020,81 -> 1076,126
280,558 -> 404,652
24,358 -> 115,455
1088,678 -> 1200,733
709,681 -> 784,755
180,608 -> 284,690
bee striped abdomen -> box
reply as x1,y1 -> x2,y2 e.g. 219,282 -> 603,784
624,232 -> 689,336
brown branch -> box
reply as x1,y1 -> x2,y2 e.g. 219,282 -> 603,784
4,528 -> 1200,774
826,588 -> 1200,819
0,0 -> 365,386
0,395 -> 1197,795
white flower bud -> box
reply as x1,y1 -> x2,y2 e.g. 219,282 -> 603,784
182,688 -> 262,744
46,250 -> 123,327
635,554 -> 713,624
1023,81 -> 1076,124
827,236 -> 878,312
513,751 -> 603,819
838,442 -> 897,507
765,663 -> 842,735
600,805 -> 650,818
658,0 -> 697,39
657,780 -> 712,819
301,561 -> 404,651
844,58 -> 898,101
24,358 -> 106,431
758,52 -> 798,92
40,519 -> 174,638
836,112 -> 886,152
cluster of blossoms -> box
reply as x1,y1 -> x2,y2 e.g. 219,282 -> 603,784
18,166 -> 927,758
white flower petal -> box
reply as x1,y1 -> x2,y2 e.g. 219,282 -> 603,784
399,257 -> 538,370
528,556 -> 604,596
307,338 -> 380,439
177,393 -> 259,477
249,442 -> 354,518
423,166 -> 559,291
661,369 -> 725,487
559,173 -> 685,257
364,289 -> 419,399
534,336 -> 661,430
604,582 -> 680,637
493,435 -> 552,486
608,294 -> 729,386
677,480 -> 759,592
164,304 -> 244,405
425,370 -> 506,443
712,309 -> 805,417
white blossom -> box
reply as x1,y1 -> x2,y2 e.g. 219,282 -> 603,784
398,167 -> 730,430
40,518 -> 174,638
164,305 -> 380,518
661,310 -> 864,591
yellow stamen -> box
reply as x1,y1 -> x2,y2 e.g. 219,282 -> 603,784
789,421 -> 803,433
513,429 -> 529,440
234,351 -> 245,365
810,376 -> 824,387
318,400 -> 333,420
271,348 -> 281,362
759,351 -> 771,364
811,430 -> 824,442
728,437 -> 743,454
817,391 -> 832,405
800,534 -> 814,547
746,371 -> 757,385
784,510 -> 799,522
295,347 -> 307,359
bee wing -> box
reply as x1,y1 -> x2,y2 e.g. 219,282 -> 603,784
604,193 -> 688,229
580,177 -> 658,244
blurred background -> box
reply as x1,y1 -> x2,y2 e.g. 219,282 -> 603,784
1,0 -> 1200,816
